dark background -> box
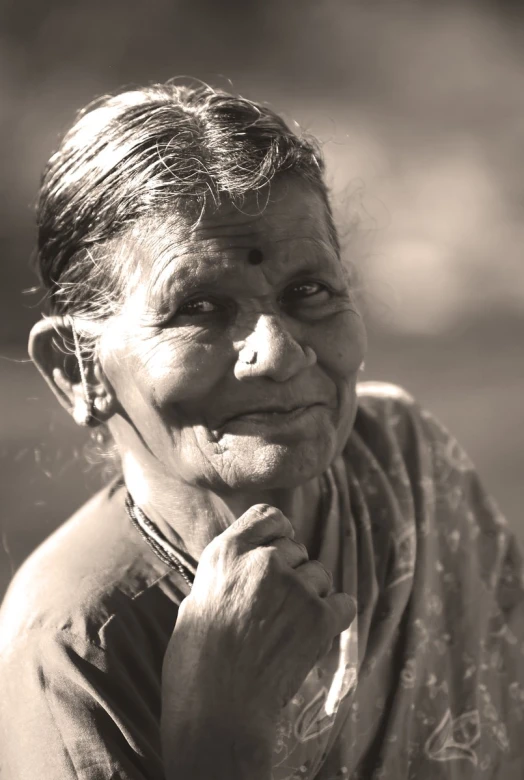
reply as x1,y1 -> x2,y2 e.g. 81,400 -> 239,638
1,0 -> 523,599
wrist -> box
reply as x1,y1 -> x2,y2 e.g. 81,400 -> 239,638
161,709 -> 274,780
163,609 -> 278,734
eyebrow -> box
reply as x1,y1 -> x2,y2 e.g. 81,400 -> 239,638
148,237 -> 339,304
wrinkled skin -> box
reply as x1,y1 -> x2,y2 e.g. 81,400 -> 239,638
31,176 -> 367,772
99,176 -> 367,557
161,503 -> 357,777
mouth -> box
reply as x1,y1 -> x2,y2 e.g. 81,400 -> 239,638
219,403 -> 326,427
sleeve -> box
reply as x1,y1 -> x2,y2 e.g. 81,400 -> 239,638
0,627 -> 165,780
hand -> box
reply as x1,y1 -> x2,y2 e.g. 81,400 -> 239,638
164,504 -> 356,729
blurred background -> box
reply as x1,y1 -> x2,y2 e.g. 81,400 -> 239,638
1,0 -> 523,599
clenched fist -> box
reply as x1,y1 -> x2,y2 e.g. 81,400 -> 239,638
162,503 -> 355,748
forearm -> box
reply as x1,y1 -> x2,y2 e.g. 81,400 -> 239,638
161,703 -> 274,780
161,628 -> 275,780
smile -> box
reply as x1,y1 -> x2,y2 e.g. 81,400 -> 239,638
223,404 -> 326,428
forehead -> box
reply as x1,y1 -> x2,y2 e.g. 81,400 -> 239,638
126,178 -> 337,295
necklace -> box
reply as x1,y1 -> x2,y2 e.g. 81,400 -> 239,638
124,492 -> 194,590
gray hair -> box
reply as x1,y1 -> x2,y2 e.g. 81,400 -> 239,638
35,80 -> 338,328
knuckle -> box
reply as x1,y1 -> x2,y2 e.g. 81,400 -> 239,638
329,592 -> 356,629
318,561 -> 333,583
203,530 -> 239,563
199,537 -> 223,567
259,543 -> 276,562
310,560 -> 332,588
343,593 -> 357,623
294,540 -> 309,559
256,543 -> 281,573
250,503 -> 278,518
250,504 -> 294,537
199,537 -> 217,561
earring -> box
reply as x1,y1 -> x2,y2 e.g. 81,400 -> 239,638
93,395 -> 112,416
73,397 -> 93,427
91,428 -> 106,446
94,396 -> 105,413
359,361 -> 366,373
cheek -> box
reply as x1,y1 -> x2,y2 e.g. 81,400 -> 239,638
112,334 -> 229,411
311,312 -> 367,378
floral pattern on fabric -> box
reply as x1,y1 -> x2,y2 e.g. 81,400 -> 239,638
270,383 -> 524,779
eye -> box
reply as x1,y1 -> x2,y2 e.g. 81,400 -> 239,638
281,281 -> 330,304
177,298 -> 221,316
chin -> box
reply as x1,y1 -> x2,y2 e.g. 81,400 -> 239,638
210,434 -> 339,492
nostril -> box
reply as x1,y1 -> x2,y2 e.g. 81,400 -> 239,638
234,316 -> 315,380
247,248 -> 264,266
239,348 -> 257,365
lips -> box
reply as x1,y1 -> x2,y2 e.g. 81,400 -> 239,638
218,402 -> 325,426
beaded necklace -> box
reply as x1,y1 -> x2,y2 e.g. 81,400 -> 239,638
125,492 -> 194,590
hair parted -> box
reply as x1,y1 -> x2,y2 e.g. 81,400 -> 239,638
35,80 -> 337,326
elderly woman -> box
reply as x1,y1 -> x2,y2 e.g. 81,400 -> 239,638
0,82 -> 523,780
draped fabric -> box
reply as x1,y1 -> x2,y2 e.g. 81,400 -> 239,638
272,383 -> 524,779
1,382 -> 523,779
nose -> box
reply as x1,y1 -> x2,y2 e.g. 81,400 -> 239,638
234,314 -> 317,382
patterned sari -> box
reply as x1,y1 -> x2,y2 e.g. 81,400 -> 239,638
270,383 -> 524,779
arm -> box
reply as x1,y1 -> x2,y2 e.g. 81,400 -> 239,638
160,503 -> 355,779
0,628 -> 158,780
0,506 -> 353,779
161,698 -> 274,780
161,600 -> 276,780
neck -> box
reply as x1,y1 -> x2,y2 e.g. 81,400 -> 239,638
122,454 -> 324,563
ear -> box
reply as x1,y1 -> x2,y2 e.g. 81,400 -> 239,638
28,316 -> 114,426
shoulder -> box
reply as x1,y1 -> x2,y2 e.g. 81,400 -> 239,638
354,380 -> 461,453
352,381 -> 425,462
355,380 -> 418,422
354,381 -> 475,477
348,381 -> 482,512
0,480 -> 179,654
356,380 -> 416,405
350,381 -> 511,552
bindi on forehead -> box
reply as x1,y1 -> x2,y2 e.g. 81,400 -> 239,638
247,248 -> 264,266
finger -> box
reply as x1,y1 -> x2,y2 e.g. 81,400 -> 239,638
268,537 -> 309,569
222,504 -> 295,547
325,592 -> 357,635
295,560 -> 334,597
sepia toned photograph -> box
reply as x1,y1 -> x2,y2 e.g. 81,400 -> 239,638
0,1 -> 523,777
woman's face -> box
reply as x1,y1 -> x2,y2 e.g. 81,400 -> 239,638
100,177 -> 367,493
